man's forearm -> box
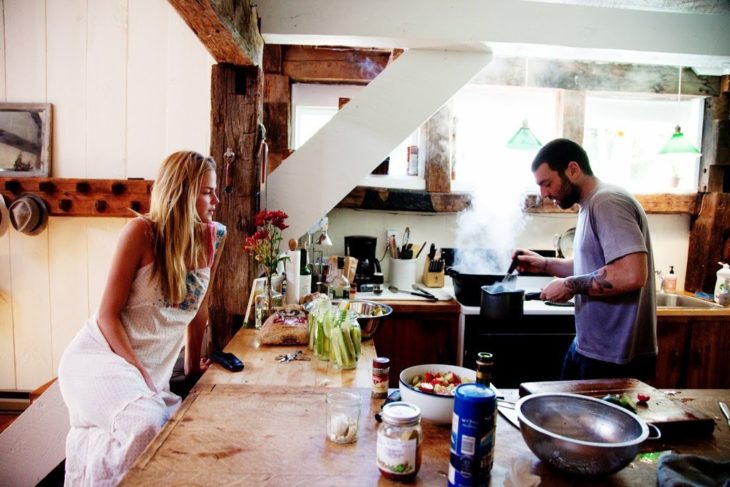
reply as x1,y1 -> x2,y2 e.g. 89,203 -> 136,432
566,268 -> 614,295
545,257 -> 574,278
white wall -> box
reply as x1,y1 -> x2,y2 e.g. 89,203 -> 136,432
327,209 -> 691,290
0,0 -> 213,391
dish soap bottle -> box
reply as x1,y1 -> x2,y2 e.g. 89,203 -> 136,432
663,266 -> 677,293
714,262 -> 730,304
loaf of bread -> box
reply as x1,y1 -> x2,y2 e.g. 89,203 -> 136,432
258,307 -> 309,345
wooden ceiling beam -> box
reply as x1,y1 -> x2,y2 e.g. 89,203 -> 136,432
168,0 -> 263,66
275,44 -> 721,95
281,45 -> 391,84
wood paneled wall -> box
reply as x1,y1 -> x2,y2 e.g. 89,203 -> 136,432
0,0 -> 214,391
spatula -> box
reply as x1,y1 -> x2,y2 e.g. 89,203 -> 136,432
500,251 -> 523,290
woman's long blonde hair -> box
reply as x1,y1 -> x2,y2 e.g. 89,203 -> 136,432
148,151 -> 216,304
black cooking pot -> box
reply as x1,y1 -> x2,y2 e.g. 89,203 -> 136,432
480,286 -> 542,320
446,267 -> 505,306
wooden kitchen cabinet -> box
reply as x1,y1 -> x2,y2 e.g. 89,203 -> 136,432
685,318 -> 730,388
372,300 -> 460,387
655,314 -> 730,389
655,317 -> 692,388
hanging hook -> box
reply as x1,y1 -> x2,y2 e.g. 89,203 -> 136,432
223,147 -> 236,194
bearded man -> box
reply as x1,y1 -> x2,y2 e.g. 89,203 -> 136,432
515,138 -> 657,382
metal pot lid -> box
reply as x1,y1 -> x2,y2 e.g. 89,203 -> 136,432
554,227 -> 576,259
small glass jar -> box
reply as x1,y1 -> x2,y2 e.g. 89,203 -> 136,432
326,391 -> 361,444
371,357 -> 391,399
377,402 -> 423,482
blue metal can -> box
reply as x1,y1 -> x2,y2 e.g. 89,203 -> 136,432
448,383 -> 496,486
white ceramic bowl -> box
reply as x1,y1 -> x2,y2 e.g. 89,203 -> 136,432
399,364 -> 476,425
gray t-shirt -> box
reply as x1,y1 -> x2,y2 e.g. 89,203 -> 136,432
573,182 -> 657,364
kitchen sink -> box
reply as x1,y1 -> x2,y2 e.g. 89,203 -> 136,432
655,293 -> 722,309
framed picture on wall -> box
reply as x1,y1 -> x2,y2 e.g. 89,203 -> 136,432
0,103 -> 52,177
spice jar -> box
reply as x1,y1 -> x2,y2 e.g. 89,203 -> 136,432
371,357 -> 391,399
377,402 -> 423,482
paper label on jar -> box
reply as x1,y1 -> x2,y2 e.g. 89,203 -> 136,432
372,373 -> 388,394
377,435 -> 417,475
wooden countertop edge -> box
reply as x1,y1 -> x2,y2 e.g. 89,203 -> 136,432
382,299 -> 461,313
657,308 -> 730,316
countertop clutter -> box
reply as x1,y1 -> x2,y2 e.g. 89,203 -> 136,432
122,328 -> 730,486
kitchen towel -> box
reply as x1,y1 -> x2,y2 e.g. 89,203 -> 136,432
657,453 -> 730,486
285,250 -> 300,305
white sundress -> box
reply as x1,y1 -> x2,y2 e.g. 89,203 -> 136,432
58,222 -> 225,486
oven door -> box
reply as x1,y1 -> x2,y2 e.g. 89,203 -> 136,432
463,314 -> 575,388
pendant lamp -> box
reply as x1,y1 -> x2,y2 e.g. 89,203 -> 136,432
659,125 -> 701,155
659,67 -> 701,156
506,59 -> 542,151
506,120 -> 542,150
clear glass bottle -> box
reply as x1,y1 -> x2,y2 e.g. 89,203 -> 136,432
328,257 -> 351,300
377,402 -> 423,482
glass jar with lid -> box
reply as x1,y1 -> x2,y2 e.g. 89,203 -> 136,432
376,402 -> 423,481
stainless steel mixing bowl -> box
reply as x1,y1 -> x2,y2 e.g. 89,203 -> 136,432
342,299 -> 392,338
515,393 -> 660,476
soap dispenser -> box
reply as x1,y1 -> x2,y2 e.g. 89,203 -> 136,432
714,262 -> 730,304
663,266 -> 677,293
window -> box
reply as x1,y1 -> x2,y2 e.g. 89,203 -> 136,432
292,81 -> 705,196
292,83 -> 422,188
452,85 -> 559,193
582,95 -> 703,193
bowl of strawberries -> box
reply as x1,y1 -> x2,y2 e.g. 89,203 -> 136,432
399,364 -> 476,424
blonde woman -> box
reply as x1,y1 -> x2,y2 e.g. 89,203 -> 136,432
59,151 -> 226,485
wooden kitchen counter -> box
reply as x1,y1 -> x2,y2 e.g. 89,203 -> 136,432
197,328 -> 376,389
123,328 -> 730,486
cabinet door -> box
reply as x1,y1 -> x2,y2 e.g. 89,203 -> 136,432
373,311 -> 459,387
687,318 -> 730,388
655,316 -> 691,389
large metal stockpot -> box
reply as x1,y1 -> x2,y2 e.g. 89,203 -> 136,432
446,267 -> 503,306
516,393 -> 661,476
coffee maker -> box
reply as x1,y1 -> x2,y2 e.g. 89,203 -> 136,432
344,235 -> 383,291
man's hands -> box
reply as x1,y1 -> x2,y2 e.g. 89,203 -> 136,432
512,249 -> 547,274
540,278 -> 574,302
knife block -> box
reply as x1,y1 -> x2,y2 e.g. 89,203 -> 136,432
422,259 -> 445,288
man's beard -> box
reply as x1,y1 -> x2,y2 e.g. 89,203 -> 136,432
554,173 -> 581,209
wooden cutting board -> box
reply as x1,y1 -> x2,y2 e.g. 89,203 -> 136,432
519,378 -> 716,438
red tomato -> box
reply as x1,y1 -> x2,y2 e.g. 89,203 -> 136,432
424,372 -> 434,383
637,393 -> 650,403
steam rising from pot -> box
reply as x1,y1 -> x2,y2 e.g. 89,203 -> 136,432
453,183 -> 527,274
451,90 -> 533,274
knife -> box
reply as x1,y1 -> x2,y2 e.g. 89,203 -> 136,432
498,404 -> 520,429
720,401 -> 730,427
